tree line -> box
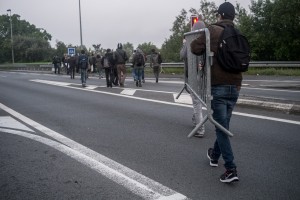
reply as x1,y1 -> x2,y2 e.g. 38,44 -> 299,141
0,0 -> 299,64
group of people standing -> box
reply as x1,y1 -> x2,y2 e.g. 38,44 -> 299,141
52,44 -> 163,88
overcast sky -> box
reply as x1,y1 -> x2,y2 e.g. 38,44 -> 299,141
0,0 -> 251,50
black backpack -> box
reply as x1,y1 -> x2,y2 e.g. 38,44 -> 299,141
215,24 -> 251,73
79,55 -> 88,69
135,53 -> 145,67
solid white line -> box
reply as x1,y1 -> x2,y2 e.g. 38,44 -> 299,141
242,87 -> 300,93
232,111 -> 300,125
244,80 -> 300,83
0,103 -> 189,200
30,79 -> 300,125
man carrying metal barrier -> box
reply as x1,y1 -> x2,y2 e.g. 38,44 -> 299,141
190,2 -> 250,183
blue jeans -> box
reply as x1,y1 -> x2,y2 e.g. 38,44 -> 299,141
134,67 -> 143,81
142,67 -> 145,80
81,68 -> 87,84
211,85 -> 239,170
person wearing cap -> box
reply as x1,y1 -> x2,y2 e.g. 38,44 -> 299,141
180,19 -> 206,138
190,2 -> 241,183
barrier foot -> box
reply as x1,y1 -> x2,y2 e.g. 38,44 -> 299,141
176,84 -> 187,99
187,115 -> 208,138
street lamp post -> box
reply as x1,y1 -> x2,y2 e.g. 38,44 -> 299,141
78,0 -> 83,49
7,9 -> 14,64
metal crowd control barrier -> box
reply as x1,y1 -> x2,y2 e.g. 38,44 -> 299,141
176,28 -> 234,137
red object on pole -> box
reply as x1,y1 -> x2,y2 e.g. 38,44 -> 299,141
190,15 -> 199,30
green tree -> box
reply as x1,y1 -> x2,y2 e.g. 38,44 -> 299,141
92,44 -> 101,54
123,42 -> 134,59
0,14 -> 52,63
239,0 -> 300,60
190,0 -> 217,25
14,35 -> 52,62
137,42 -> 158,55
161,9 -> 190,62
55,40 -> 67,57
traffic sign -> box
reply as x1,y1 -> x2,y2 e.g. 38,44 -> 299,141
68,48 -> 76,55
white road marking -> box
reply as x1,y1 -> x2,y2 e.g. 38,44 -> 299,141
242,87 -> 300,93
121,89 -> 136,96
173,93 -> 192,104
244,80 -> 300,83
0,116 -> 34,132
85,85 -> 98,90
0,103 -> 189,200
30,79 -> 300,125
232,111 -> 300,125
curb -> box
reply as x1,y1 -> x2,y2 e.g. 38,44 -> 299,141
237,99 -> 300,114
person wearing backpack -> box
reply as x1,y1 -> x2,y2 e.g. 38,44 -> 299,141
132,48 -> 145,87
78,50 -> 89,87
190,2 -> 250,183
114,43 -> 128,87
150,49 -> 162,83
101,49 -> 115,87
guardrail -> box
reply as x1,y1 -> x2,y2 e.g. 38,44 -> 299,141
0,61 -> 299,72
159,61 -> 300,68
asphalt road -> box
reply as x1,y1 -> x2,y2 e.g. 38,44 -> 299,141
0,71 -> 299,200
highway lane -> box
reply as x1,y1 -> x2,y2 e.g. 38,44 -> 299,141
0,71 -> 299,200
241,76 -> 300,102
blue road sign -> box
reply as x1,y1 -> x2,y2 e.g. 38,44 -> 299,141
68,48 -> 76,55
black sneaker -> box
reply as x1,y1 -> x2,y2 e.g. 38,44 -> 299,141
207,148 -> 218,167
220,169 -> 239,183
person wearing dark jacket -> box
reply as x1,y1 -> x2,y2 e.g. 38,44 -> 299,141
114,43 -> 128,87
190,2 -> 241,183
132,48 -> 145,87
78,50 -> 89,87
101,49 -> 115,87
52,55 -> 61,74
68,54 -> 77,79
149,49 -> 162,83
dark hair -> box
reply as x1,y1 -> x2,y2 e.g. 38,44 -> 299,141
106,48 -> 111,53
81,50 -> 85,54
151,49 -> 156,53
